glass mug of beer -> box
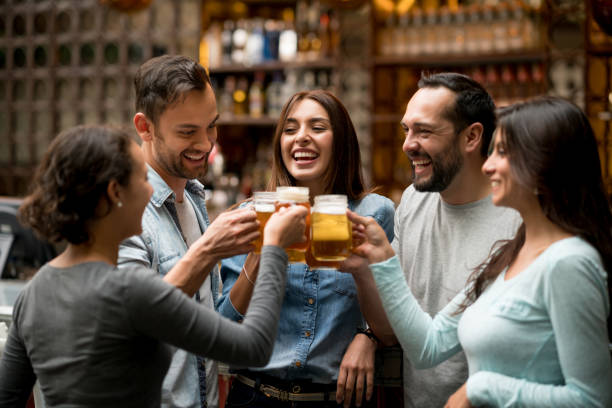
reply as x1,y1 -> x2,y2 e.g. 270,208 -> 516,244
275,186 -> 310,263
251,191 -> 277,254
310,194 -> 352,261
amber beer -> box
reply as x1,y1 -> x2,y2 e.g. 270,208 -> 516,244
275,186 -> 310,263
252,191 -> 277,254
311,195 -> 352,261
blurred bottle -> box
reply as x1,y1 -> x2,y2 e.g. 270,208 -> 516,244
249,71 -> 265,118
328,9 -> 340,57
220,76 -> 236,118
395,12 -> 409,56
264,19 -> 280,61
296,0 -> 309,61
438,7 -> 451,55
318,10 -> 331,58
233,76 -> 249,116
231,19 -> 248,64
266,72 -> 284,117
201,22 -> 221,69
317,70 -> 329,89
245,19 -> 264,66
451,7 -> 466,54
221,20 -> 234,65
303,70 -> 316,90
423,8 -> 437,55
306,0 -> 322,60
465,4 -> 480,54
493,4 -> 509,53
485,65 -> 501,102
281,71 -> 298,105
379,13 -> 395,56
279,9 -> 298,62
480,6 -> 494,53
516,63 -> 531,101
499,64 -> 515,106
507,1 -> 523,51
409,7 -> 424,56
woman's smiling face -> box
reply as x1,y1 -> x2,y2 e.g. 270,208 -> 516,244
280,98 -> 333,191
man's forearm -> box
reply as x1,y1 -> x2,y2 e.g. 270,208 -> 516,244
163,248 -> 217,297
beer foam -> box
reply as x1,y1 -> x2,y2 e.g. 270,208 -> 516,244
276,186 -> 309,202
255,203 -> 275,212
313,207 -> 346,215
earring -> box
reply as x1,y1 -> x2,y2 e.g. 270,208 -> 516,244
533,188 -> 539,195
117,201 -> 123,208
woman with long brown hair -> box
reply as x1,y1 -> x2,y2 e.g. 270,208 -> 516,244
0,125 -> 307,407
218,90 -> 395,408
347,97 -> 612,407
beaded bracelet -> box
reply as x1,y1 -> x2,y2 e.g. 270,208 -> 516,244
356,327 -> 380,346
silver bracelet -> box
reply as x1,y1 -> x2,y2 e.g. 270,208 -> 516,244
242,265 -> 255,285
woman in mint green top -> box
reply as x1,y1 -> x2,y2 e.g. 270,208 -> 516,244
347,97 -> 612,407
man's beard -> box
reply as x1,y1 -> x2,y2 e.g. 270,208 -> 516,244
153,132 -> 209,181
412,138 -> 463,192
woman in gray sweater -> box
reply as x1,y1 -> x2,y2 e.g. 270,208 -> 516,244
0,125 -> 308,407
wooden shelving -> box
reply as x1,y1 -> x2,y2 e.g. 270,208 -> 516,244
210,59 -> 336,74
372,49 -> 548,67
216,115 -> 278,126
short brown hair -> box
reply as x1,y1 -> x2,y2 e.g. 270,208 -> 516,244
134,55 -> 211,125
19,125 -> 134,244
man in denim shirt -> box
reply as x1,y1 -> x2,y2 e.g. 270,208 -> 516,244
118,55 -> 259,408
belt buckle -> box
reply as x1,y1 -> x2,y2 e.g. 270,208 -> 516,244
260,384 -> 280,400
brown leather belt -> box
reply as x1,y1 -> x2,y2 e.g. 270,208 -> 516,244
235,374 -> 337,402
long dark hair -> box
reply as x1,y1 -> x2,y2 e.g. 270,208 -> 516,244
19,125 -> 134,244
461,97 -> 612,334
267,90 -> 367,201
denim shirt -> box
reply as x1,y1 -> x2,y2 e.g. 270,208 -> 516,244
118,165 -> 218,408
217,193 -> 395,384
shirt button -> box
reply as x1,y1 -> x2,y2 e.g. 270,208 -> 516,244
305,331 -> 311,337
308,298 -> 314,305
295,361 -> 301,367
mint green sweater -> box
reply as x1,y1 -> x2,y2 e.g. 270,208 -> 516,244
371,237 -> 611,407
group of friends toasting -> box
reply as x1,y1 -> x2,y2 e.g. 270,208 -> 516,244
0,54 -> 610,408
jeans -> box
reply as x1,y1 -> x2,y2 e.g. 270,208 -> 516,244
225,378 -> 377,408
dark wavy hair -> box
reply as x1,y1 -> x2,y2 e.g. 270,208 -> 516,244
460,97 -> 612,336
267,89 -> 367,201
134,54 -> 211,125
19,125 -> 134,244
418,72 -> 496,158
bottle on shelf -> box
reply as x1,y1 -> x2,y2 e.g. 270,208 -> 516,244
245,19 -> 265,66
231,19 -> 248,64
249,71 -> 265,118
264,19 -> 280,61
233,76 -> 249,116
266,72 -> 284,117
279,9 -> 298,62
219,76 -> 235,119
221,20 -> 234,66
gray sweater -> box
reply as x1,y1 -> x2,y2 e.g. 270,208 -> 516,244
0,246 -> 288,407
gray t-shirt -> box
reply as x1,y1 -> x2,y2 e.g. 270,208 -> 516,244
391,185 -> 520,408
0,246 -> 288,408
175,198 -> 218,408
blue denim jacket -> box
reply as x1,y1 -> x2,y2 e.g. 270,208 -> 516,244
118,165 -> 217,408
217,193 -> 395,384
